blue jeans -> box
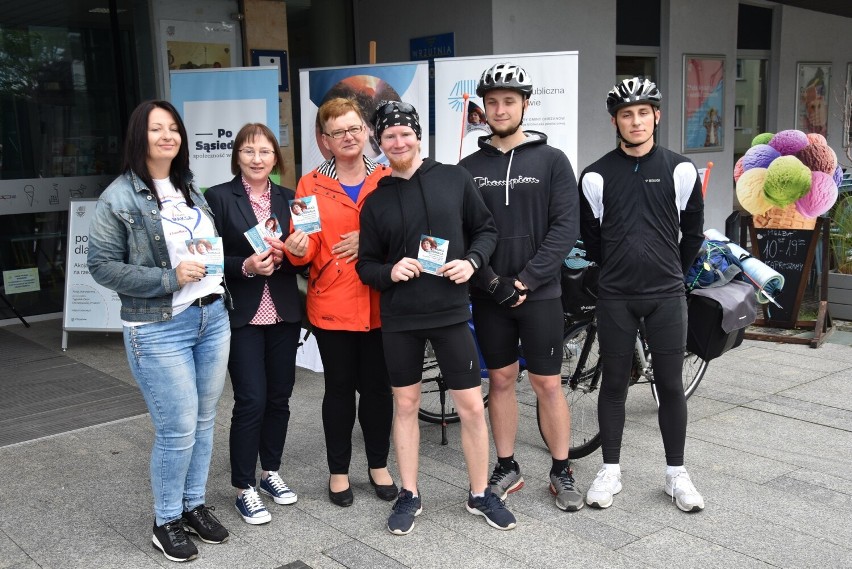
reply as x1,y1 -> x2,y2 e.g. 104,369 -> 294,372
124,298 -> 230,526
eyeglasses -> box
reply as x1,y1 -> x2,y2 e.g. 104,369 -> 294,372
323,125 -> 366,139
240,148 -> 276,159
377,102 -> 417,118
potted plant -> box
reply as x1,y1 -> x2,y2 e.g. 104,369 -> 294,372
828,193 -> 852,319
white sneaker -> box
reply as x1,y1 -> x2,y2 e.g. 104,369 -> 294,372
665,470 -> 705,512
585,468 -> 622,508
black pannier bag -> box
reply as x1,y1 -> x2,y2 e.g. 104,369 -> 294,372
560,253 -> 599,318
687,280 -> 757,361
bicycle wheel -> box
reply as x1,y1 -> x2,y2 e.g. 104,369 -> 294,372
537,319 -> 602,459
681,352 -> 708,399
418,340 -> 490,424
649,351 -> 709,405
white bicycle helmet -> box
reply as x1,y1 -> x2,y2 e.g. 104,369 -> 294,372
606,76 -> 662,116
476,62 -> 533,98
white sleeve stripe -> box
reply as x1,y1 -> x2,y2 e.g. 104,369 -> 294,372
674,162 -> 698,211
581,172 -> 605,220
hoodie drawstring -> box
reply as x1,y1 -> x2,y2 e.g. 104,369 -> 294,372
504,148 -> 515,206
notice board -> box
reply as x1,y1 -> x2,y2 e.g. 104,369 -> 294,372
62,199 -> 122,348
750,225 -> 818,326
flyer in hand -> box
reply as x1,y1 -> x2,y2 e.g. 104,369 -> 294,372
289,196 -> 321,234
185,237 -> 224,275
417,234 -> 448,276
244,213 -> 283,255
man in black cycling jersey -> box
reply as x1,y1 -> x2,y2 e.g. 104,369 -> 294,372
579,77 -> 705,512
459,62 -> 583,512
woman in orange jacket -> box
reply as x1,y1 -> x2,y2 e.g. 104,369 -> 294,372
281,97 -> 396,507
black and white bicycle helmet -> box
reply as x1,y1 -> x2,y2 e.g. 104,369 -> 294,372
476,62 -> 533,98
606,76 -> 662,116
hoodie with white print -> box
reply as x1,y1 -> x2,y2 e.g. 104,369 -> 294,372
459,130 -> 579,301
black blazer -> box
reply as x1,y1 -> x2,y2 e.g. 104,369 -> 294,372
205,175 -> 302,329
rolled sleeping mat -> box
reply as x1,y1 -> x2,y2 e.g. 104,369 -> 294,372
724,241 -> 785,305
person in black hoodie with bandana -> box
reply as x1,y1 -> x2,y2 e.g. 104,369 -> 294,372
357,101 -> 517,536
458,63 -> 583,512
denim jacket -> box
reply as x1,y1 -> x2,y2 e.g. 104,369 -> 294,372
87,171 -> 226,322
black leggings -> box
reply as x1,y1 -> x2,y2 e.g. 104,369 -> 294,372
596,296 -> 688,466
312,327 -> 393,475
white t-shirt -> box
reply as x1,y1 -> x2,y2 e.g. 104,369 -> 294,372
122,178 -> 224,326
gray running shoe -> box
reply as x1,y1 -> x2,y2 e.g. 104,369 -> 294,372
549,467 -> 584,511
489,462 -> 524,500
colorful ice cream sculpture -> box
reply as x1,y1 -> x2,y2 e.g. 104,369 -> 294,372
735,129 -> 839,229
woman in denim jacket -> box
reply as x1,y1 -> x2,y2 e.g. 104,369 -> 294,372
87,100 -> 231,563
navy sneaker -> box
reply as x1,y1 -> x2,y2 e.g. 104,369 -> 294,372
235,486 -> 272,525
387,489 -> 422,535
466,487 -> 517,530
152,520 -> 198,562
259,471 -> 298,505
182,505 -> 229,544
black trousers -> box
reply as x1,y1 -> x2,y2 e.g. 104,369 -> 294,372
596,296 -> 688,467
228,320 -> 301,489
312,327 -> 393,474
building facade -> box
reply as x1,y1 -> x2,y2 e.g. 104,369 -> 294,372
1,0 -> 850,321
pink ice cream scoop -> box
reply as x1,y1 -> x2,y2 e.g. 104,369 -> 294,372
795,143 -> 838,175
795,171 -> 838,218
736,167 -> 772,216
734,156 -> 746,182
742,144 -> 781,171
769,129 -> 809,156
806,133 -> 827,146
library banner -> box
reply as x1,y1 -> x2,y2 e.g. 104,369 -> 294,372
433,52 -> 578,169
171,67 -> 280,190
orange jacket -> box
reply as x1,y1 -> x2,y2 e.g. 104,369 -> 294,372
286,157 -> 390,331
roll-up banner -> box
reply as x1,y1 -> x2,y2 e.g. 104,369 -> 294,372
433,52 -> 578,170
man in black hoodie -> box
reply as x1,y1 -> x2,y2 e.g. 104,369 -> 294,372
579,77 -> 704,513
357,101 -> 516,536
458,62 -> 582,512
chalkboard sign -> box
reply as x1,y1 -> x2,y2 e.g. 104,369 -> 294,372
751,227 -> 816,325
62,199 -> 122,349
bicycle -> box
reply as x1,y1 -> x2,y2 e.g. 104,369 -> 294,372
419,250 -> 709,457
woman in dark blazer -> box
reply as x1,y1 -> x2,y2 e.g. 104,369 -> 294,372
205,123 -> 303,526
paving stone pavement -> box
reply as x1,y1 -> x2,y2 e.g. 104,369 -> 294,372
1,320 -> 851,569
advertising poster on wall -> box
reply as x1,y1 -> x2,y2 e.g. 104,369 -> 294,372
298,62 -> 430,172
433,52 -> 578,169
170,67 -> 280,191
158,19 -> 238,98
683,55 -> 725,153
795,62 -> 831,137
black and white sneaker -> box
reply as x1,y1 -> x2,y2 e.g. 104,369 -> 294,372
182,505 -> 229,544
152,520 -> 198,562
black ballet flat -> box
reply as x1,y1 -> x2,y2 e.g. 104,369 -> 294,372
368,470 -> 398,502
328,479 -> 353,507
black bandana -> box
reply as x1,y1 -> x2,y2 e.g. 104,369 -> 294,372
373,100 -> 422,140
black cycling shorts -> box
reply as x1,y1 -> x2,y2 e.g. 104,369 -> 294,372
471,297 -> 564,376
382,322 -> 482,390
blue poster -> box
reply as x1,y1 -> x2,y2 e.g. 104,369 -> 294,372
171,67 -> 279,190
